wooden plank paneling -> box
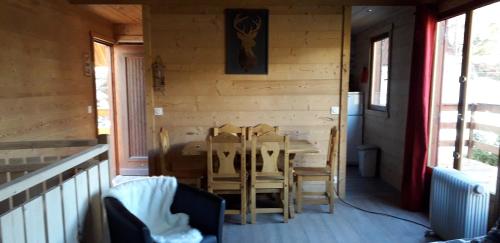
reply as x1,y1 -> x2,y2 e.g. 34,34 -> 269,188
0,0 -> 113,142
24,197 -> 47,243
88,165 -> 103,242
75,172 -> 89,234
99,160 -> 111,193
62,178 -> 79,243
82,5 -> 142,24
125,56 -> 148,158
99,160 -> 111,242
0,207 -> 25,243
156,111 -> 337,127
45,188 -> 65,243
147,2 -> 345,186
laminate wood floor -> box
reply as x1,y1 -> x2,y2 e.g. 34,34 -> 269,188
223,167 -> 439,243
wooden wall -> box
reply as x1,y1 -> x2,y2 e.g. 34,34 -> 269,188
0,0 -> 114,142
148,2 -> 347,189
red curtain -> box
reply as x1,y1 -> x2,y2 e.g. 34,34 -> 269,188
401,4 -> 437,211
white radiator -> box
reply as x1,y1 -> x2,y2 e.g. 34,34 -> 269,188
430,167 -> 490,240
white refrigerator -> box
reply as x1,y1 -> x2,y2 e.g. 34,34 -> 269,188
347,92 -> 363,165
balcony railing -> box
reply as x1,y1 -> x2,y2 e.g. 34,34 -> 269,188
0,137 -> 110,242
439,103 -> 500,159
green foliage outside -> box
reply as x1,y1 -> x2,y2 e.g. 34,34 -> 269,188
472,148 -> 499,166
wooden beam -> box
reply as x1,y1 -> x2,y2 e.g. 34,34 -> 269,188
337,6 -> 351,198
142,4 -> 156,175
114,24 -> 143,43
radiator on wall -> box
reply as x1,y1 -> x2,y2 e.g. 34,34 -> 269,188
430,167 -> 490,240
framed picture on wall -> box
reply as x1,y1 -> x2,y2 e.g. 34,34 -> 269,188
225,9 -> 268,74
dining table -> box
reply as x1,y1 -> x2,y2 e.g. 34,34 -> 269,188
181,139 -> 320,218
182,139 -> 320,156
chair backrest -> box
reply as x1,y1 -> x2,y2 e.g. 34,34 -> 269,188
207,132 -> 246,181
159,128 -> 171,172
159,128 -> 170,155
326,127 -> 338,170
247,124 -> 279,139
251,134 -> 289,178
104,197 -> 153,243
213,123 -> 246,139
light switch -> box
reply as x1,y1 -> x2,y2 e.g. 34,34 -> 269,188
330,106 -> 339,115
87,105 -> 93,114
154,107 -> 164,116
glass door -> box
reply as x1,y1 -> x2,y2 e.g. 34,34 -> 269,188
461,2 -> 500,193
430,2 -> 500,194
429,14 -> 466,168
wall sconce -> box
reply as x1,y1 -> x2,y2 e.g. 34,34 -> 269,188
152,56 -> 165,91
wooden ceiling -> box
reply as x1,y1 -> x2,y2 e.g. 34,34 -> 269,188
351,6 -> 413,35
70,0 -> 432,4
82,4 -> 142,24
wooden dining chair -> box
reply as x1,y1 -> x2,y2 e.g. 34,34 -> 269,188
207,132 -> 247,224
213,123 -> 246,139
159,128 -> 203,188
250,133 -> 289,224
247,124 -> 279,139
294,127 -> 337,213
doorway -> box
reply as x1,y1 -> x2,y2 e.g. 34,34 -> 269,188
92,42 -> 147,176
93,41 -> 113,136
85,4 -> 147,176
114,45 -> 147,176
349,6 -> 415,190
92,40 -> 118,177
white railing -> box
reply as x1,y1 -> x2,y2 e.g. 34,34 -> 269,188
0,143 -> 110,243
0,138 -> 101,211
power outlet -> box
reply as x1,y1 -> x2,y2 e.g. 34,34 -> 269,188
154,107 -> 164,116
87,105 -> 93,114
330,106 -> 339,115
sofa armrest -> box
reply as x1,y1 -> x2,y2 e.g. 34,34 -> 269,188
171,183 -> 225,243
103,197 -> 154,243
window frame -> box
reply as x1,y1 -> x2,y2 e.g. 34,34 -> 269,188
368,32 -> 392,112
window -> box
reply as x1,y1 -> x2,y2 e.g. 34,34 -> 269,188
429,2 -> 500,194
369,33 -> 391,111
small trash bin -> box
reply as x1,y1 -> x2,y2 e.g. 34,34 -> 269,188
357,145 -> 378,177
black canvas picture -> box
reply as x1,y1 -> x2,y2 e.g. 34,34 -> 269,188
225,9 -> 268,74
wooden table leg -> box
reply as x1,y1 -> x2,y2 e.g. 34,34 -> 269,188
289,154 -> 296,218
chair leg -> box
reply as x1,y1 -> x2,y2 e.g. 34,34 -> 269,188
250,186 -> 256,224
296,176 -> 303,213
327,180 -> 334,214
283,184 -> 289,223
288,174 -> 296,219
241,184 -> 247,224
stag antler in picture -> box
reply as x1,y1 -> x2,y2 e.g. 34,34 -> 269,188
233,14 -> 262,71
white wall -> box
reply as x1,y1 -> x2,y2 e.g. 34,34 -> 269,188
350,7 -> 415,190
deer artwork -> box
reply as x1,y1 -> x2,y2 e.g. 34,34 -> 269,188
233,14 -> 262,71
